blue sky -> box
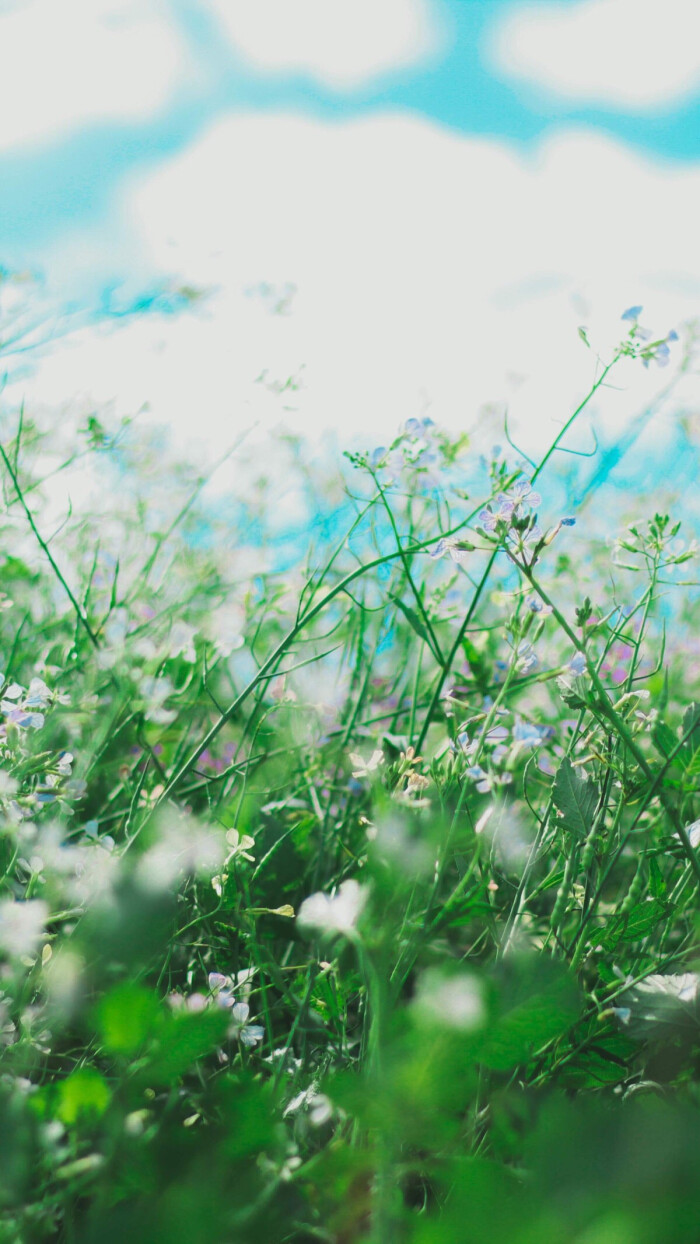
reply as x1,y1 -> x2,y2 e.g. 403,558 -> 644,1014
3,0 -> 700,480
4,0 -> 700,290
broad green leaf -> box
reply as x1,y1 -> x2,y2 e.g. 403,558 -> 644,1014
477,975 -> 579,1071
552,757 -> 599,839
597,898 -> 668,952
652,720 -> 679,762
54,1069 -> 112,1125
95,984 -> 161,1055
144,1010 -> 230,1086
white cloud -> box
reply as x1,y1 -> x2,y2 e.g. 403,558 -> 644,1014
20,114 -> 700,473
205,0 -> 444,89
489,0 -> 700,111
0,0 -> 185,152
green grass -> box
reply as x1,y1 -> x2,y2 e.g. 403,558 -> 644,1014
1,304 -> 700,1242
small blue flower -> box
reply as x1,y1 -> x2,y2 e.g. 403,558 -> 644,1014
643,341 -> 671,369
561,517 -> 576,527
513,719 -> 554,747
621,305 -> 643,322
568,652 -> 587,675
516,640 -> 538,673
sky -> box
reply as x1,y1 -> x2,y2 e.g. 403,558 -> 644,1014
2,0 -> 700,480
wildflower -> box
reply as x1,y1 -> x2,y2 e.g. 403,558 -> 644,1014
428,536 -> 474,566
297,879 -> 367,938
526,595 -> 552,616
1,704 -> 44,730
465,764 -> 491,794
515,640 -> 538,673
621,305 -> 643,322
0,770 -> 18,798
680,818 -> 700,850
478,493 -> 517,533
349,749 -> 384,779
24,679 -> 51,710
283,1084 -> 333,1124
0,898 -> 49,958
224,828 -> 256,863
139,675 -> 177,726
169,621 -> 197,663
136,812 -> 226,890
513,719 -> 554,748
404,416 -> 435,437
413,969 -> 485,1031
567,652 -> 587,675
228,1001 -> 265,1048
510,479 -> 542,508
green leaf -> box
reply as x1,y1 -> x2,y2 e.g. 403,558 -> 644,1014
597,898 -> 668,952
682,703 -> 700,756
648,855 -> 666,900
391,596 -> 442,665
95,984 -> 161,1055
652,720 -> 679,762
54,1069 -> 112,1125
478,975 -> 579,1071
552,757 -> 599,839
462,636 -> 490,692
144,1010 -> 230,1086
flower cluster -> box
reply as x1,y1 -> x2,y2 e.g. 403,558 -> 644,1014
620,305 -> 679,368
1,676 -> 55,731
169,971 -> 264,1048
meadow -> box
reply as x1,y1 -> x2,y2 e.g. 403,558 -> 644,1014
1,287 -> 700,1242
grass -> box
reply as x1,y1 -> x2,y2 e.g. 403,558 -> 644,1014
1,294 -> 700,1242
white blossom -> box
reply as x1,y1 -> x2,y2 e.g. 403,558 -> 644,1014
297,879 -> 367,938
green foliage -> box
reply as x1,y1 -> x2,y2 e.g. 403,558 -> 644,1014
552,756 -> 600,839
0,300 -> 700,1240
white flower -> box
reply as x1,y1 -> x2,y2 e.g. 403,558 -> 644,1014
136,812 -> 226,890
682,818 -> 700,849
139,675 -> 177,726
24,679 -> 52,710
0,771 -> 18,798
349,749 -> 384,779
224,828 -> 255,862
413,969 -> 485,1031
297,879 -> 367,938
228,1000 -> 265,1048
0,898 -> 49,958
169,621 -> 197,664
428,536 -> 474,566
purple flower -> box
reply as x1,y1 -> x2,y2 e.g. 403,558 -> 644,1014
429,536 -> 474,565
567,652 -> 587,675
511,480 -> 542,509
